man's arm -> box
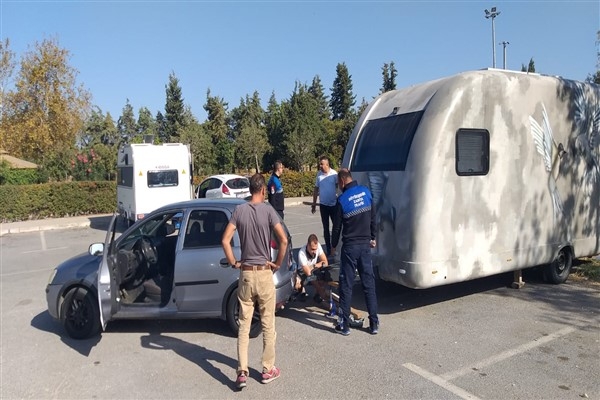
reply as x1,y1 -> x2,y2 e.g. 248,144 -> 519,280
330,201 -> 342,254
221,222 -> 240,268
317,251 -> 328,267
311,186 -> 319,214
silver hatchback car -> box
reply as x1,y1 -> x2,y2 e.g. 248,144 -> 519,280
45,198 -> 295,339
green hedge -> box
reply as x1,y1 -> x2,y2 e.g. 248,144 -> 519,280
0,182 -> 116,222
0,171 -> 317,222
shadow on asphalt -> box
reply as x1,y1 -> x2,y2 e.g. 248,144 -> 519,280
140,333 -> 240,390
31,310 -> 101,356
88,215 -> 114,232
283,267 -> 595,327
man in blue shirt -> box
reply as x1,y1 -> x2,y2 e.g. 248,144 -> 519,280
311,156 -> 338,255
267,161 -> 284,219
331,169 -> 379,336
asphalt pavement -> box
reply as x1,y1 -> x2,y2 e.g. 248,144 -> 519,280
0,196 -> 314,236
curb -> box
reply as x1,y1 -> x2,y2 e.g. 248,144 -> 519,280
1,198 -> 315,237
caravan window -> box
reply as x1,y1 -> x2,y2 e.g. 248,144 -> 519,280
147,169 -> 179,187
117,166 -> 133,187
455,129 -> 489,176
350,111 -> 423,171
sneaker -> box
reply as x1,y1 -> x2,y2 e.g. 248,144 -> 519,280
334,323 -> 350,336
369,322 -> 379,335
325,309 -> 338,319
235,372 -> 247,389
261,367 -> 281,384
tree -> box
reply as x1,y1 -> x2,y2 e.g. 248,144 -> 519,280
230,91 -> 270,173
117,99 -> 137,146
1,37 -> 91,166
308,75 -> 330,120
179,121 -> 214,176
380,61 -> 397,93
282,82 -> 323,171
164,72 -> 186,142
265,93 -> 282,166
521,58 -> 536,73
0,38 -> 15,119
586,30 -> 600,84
330,62 -> 356,121
203,89 -> 232,173
137,106 -> 157,143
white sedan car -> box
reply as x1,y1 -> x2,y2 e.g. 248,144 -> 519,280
195,174 -> 250,199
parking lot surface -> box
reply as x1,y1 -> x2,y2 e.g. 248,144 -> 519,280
1,203 -> 599,399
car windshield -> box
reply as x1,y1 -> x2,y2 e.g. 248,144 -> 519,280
226,177 -> 249,189
119,212 -> 181,249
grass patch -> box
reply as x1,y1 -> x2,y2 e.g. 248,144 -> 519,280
572,257 -> 600,283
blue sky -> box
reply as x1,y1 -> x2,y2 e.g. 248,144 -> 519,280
2,1 -> 598,122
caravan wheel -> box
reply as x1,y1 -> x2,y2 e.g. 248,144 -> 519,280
544,248 -> 572,284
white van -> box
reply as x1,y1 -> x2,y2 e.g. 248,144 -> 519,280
343,69 -> 600,289
117,143 -> 193,225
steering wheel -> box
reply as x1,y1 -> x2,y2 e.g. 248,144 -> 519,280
139,236 -> 158,265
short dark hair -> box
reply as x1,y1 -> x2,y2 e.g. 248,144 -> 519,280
273,160 -> 283,170
307,233 -> 319,245
319,155 -> 330,163
337,168 -> 352,182
249,173 -> 266,194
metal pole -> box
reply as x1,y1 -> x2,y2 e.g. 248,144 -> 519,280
501,41 -> 509,69
492,17 -> 496,68
485,7 -> 500,69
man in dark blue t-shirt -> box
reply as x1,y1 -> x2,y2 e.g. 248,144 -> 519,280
331,168 -> 379,336
267,161 -> 285,220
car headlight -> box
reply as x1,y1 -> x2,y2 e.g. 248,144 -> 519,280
47,268 -> 58,285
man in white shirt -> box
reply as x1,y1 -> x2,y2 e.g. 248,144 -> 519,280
297,233 -> 330,303
311,156 -> 338,255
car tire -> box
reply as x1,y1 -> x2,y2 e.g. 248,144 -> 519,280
543,247 -> 572,284
226,288 -> 261,338
61,287 -> 101,340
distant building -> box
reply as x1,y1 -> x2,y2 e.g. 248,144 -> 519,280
0,149 -> 38,169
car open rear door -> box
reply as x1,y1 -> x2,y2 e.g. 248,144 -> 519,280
97,213 -> 119,330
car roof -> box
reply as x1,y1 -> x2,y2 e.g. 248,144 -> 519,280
153,197 -> 247,212
209,174 -> 248,182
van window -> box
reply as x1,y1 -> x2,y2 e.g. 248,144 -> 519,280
147,169 -> 179,187
455,129 -> 489,176
117,166 -> 133,187
351,111 -> 423,171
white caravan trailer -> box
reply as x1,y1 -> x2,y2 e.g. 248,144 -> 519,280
117,143 -> 193,225
343,69 -> 600,289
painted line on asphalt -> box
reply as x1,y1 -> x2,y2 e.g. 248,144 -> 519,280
40,230 -> 47,250
22,246 -> 69,254
440,326 -> 576,380
402,326 -> 576,399
403,363 -> 481,400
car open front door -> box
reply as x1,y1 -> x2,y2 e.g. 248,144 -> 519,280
97,213 -> 119,330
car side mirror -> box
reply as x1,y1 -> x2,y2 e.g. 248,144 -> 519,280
89,243 -> 104,256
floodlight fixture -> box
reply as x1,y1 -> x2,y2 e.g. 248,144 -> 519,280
484,6 -> 501,67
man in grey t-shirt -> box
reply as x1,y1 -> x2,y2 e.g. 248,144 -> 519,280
222,173 -> 288,389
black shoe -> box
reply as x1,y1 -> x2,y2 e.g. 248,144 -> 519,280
334,323 -> 350,336
313,294 -> 324,304
368,322 -> 379,335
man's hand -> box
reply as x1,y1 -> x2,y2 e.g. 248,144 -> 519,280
311,204 -> 316,214
267,261 -> 280,272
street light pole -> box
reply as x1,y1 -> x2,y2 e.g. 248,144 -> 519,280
484,7 -> 501,68
500,41 -> 510,69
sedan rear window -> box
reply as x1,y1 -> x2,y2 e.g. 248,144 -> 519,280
226,177 -> 249,189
